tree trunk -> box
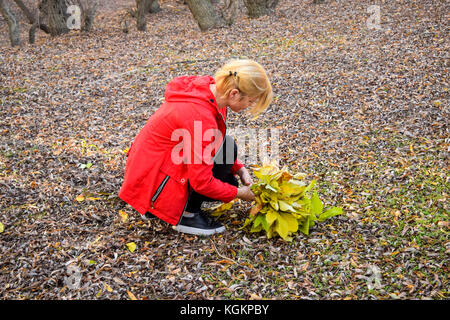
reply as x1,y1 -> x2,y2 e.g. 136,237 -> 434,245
13,0 -> 50,35
148,0 -> 161,13
46,0 -> 69,36
185,0 -> 226,31
79,0 -> 98,32
243,0 -> 278,18
136,0 -> 151,31
0,0 -> 21,47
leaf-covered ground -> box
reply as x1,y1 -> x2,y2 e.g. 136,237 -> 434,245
0,0 -> 448,299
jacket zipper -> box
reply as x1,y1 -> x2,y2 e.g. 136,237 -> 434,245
176,109 -> 228,226
150,175 -> 170,208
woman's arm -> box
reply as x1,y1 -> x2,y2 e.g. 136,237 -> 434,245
236,166 -> 253,186
236,185 -> 255,201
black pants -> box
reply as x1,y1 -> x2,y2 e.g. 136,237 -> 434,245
185,135 -> 239,212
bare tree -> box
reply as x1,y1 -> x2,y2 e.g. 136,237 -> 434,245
38,0 -> 98,35
0,0 -> 21,47
1,0 -> 98,45
136,0 -> 149,31
78,0 -> 99,32
148,0 -> 161,13
13,0 -> 49,32
43,0 -> 70,36
185,0 -> 226,31
243,0 -> 278,18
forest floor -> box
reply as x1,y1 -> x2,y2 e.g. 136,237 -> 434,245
0,0 -> 448,299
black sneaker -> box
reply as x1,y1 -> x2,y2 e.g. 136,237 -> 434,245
173,210 -> 225,236
142,212 -> 156,220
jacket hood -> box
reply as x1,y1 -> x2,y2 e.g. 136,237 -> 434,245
164,75 -> 218,108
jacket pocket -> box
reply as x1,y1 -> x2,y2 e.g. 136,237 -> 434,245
150,174 -> 170,207
149,166 -> 189,224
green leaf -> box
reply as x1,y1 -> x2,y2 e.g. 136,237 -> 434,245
239,217 -> 253,230
250,222 -> 263,233
299,214 -> 315,236
310,190 -> 324,217
318,207 -> 343,222
259,215 -> 270,232
304,179 -> 316,194
253,214 -> 264,228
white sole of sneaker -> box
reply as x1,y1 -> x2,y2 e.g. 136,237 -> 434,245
173,225 -> 226,236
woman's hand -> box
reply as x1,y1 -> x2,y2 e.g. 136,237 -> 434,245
236,185 -> 255,202
236,167 -> 253,186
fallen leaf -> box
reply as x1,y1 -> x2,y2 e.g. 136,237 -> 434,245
127,290 -> 138,300
119,210 -> 128,222
126,242 -> 137,253
215,259 -> 234,265
113,277 -> 126,286
249,293 -> 262,300
105,283 -> 113,292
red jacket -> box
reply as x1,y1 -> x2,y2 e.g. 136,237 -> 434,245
119,75 -> 244,225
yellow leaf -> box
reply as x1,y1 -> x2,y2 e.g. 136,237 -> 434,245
280,212 -> 298,233
279,182 -> 305,196
209,199 -> 237,216
249,293 -> 262,300
105,283 -> 113,292
119,210 -> 128,222
0,222 -> 4,233
127,290 -> 138,300
274,213 -> 289,240
87,197 -> 101,201
76,194 -> 85,202
269,199 -> 279,211
215,259 -> 235,265
126,242 -> 137,253
266,210 -> 279,225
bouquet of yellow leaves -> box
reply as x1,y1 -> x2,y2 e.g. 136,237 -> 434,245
240,163 -> 343,241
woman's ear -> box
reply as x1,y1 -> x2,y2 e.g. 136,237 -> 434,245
229,88 -> 240,100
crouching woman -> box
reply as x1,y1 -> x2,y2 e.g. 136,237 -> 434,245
119,59 -> 273,236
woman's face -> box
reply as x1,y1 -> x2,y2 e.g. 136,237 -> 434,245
227,89 -> 258,113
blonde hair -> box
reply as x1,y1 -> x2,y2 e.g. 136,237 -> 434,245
214,59 -> 273,117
